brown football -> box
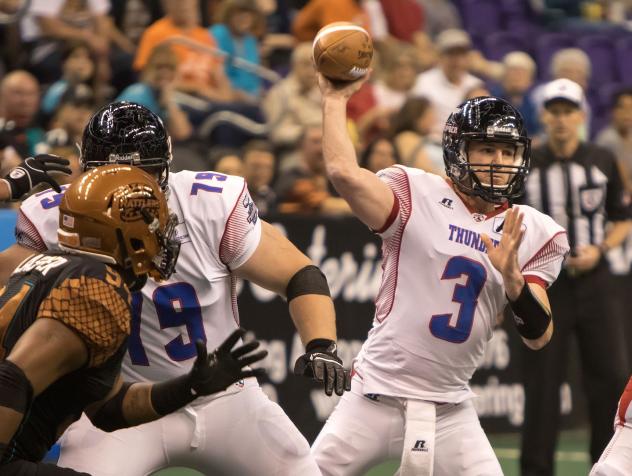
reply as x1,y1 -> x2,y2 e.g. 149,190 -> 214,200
312,22 -> 373,82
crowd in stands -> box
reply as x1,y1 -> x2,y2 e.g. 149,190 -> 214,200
0,0 -> 631,217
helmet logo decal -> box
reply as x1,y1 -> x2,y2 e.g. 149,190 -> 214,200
62,214 -> 75,228
108,152 -> 142,164
486,126 -> 518,137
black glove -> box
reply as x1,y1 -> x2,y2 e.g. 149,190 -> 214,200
294,339 -> 351,396
189,328 -> 268,396
3,154 -> 71,200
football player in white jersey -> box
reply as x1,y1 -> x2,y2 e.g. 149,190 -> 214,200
312,75 -> 570,476
590,375 -> 632,476
0,102 -> 351,475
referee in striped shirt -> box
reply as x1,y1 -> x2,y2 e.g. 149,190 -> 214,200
519,79 -> 632,476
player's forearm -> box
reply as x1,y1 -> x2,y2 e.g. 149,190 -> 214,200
121,382 -> 162,425
0,179 -> 11,202
322,98 -> 362,187
91,379 -> 196,432
502,268 -> 525,302
289,294 -> 337,345
0,407 -> 22,453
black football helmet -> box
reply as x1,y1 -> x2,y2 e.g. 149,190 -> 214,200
443,96 -> 531,203
80,101 -> 172,190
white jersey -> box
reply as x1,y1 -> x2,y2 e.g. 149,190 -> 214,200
615,376 -> 632,429
17,171 -> 261,390
353,166 -> 569,403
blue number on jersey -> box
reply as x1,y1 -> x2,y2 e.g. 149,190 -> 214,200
128,292 -> 149,365
430,256 -> 487,343
38,185 -> 68,209
190,172 -> 227,195
154,282 -> 207,361
127,283 -> 207,365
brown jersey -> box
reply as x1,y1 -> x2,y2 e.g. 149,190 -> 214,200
0,252 -> 131,463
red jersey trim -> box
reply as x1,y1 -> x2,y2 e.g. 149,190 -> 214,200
375,169 -> 412,323
219,180 -> 247,269
373,190 -> 400,234
521,231 -> 568,274
523,275 -> 548,289
16,209 -> 47,252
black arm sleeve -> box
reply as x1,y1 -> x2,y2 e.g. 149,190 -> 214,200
0,460 -> 91,476
89,382 -> 133,432
507,283 -> 552,341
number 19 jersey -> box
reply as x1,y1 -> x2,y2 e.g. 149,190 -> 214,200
353,166 -> 569,403
16,171 -> 261,389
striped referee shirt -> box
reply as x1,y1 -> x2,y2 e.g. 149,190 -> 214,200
523,142 -> 631,252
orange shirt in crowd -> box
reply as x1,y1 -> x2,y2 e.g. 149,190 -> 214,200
292,0 -> 370,41
134,17 -> 221,87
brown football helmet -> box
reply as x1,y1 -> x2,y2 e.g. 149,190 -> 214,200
57,164 -> 180,283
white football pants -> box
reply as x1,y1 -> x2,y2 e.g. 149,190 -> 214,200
590,425 -> 632,476
57,384 -> 320,476
311,376 -> 502,476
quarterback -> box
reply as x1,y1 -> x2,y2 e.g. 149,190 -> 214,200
312,74 -> 570,475
0,102 -> 350,475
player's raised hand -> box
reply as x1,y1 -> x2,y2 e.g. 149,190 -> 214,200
480,206 -> 525,280
294,339 -> 352,396
317,71 -> 371,101
188,328 -> 267,396
3,154 -> 72,200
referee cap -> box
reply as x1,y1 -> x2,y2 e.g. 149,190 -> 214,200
543,78 -> 584,109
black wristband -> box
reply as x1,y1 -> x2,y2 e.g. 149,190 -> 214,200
0,442 -> 7,462
507,283 -> 552,340
305,338 -> 336,353
151,374 -> 196,416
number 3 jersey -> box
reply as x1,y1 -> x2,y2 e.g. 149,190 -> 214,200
16,171 -> 261,387
353,166 -> 570,403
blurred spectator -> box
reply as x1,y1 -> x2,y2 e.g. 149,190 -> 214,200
389,96 -> 442,173
347,41 -> 418,141
276,125 -> 351,215
214,151 -> 245,175
20,0 -> 135,89
211,0 -> 263,97
262,43 -> 321,151
43,93 -> 95,149
531,48 -> 592,138
118,45 -> 193,141
242,139 -> 277,215
550,47 -> 591,92
416,0 -> 461,39
134,0 -> 235,102
110,0 -> 163,45
41,41 -> 98,116
0,70 -> 44,160
292,0 -> 370,41
596,89 -> 632,184
378,0 -> 424,43
464,84 -> 491,100
490,52 -> 540,135
411,29 -> 482,138
358,135 -> 400,173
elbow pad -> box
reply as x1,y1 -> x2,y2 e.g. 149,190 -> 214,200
286,265 -> 331,302
507,283 -> 552,340
0,360 -> 33,414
